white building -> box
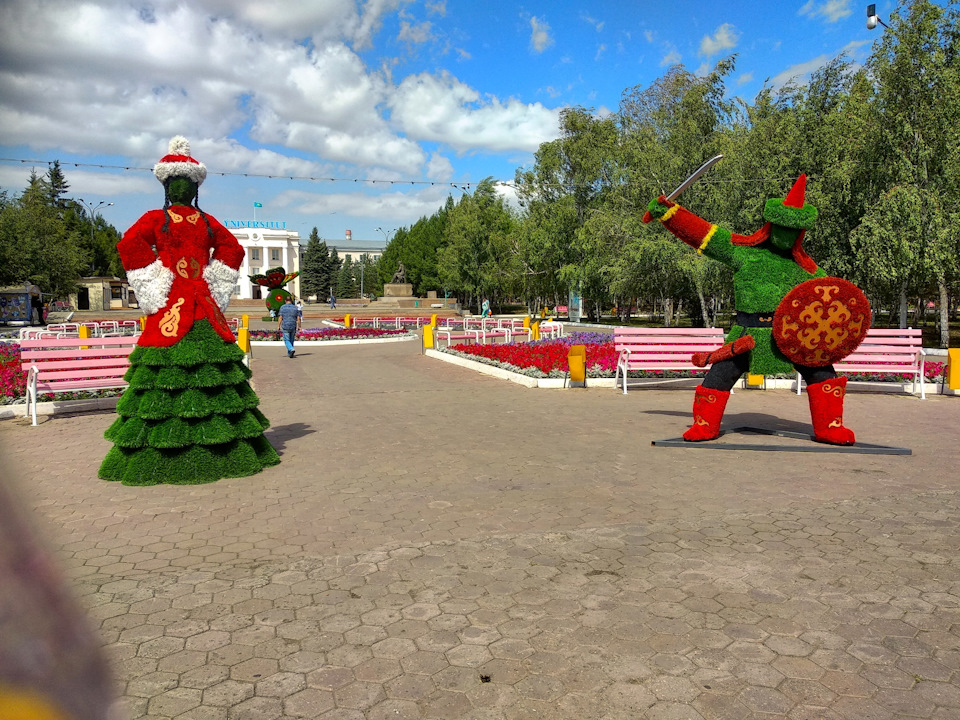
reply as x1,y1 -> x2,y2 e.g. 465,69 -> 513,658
226,220 -> 301,300
327,230 -> 384,263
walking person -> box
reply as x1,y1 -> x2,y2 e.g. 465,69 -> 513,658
278,295 -> 301,358
329,292 -> 336,309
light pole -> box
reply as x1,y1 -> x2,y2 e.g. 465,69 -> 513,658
76,198 -> 114,274
375,227 -> 396,299
867,3 -> 889,29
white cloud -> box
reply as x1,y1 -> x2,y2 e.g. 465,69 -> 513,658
699,23 -> 740,57
595,44 -> 607,61
660,49 -> 682,67
391,72 -> 561,153
737,72 -> 755,86
799,0 -> 853,23
398,20 -> 434,45
275,184 -> 452,225
644,30 -> 656,43
769,40 -> 870,88
530,17 -> 554,54
581,13 -> 604,32
426,152 -> 454,182
0,1 -> 558,173
0,0 -> 567,235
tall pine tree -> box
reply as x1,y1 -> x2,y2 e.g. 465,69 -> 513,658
337,258 -> 357,299
300,228 -> 329,301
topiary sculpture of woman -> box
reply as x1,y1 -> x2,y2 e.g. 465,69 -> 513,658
99,136 -> 280,484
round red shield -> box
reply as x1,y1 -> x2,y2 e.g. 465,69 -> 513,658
773,277 -> 872,367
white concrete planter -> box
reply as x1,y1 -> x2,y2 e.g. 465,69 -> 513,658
425,349 -> 616,389
0,396 -> 119,421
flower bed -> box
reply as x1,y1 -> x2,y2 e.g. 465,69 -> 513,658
445,332 -> 621,379
250,327 -> 410,341
442,332 -> 949,383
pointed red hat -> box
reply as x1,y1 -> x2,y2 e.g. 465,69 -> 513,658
762,174 -> 818,229
783,173 -> 806,208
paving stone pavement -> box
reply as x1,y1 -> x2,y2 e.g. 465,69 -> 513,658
2,339 -> 960,720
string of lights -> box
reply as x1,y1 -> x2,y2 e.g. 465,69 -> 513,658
0,157 -> 483,191
0,155 -> 827,193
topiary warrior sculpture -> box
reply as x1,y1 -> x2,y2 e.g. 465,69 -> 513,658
99,136 -> 280,484
644,173 -> 870,445
250,266 -> 300,318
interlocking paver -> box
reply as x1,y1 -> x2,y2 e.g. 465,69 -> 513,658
3,337 -> 960,719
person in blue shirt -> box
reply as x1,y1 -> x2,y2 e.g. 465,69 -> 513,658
277,296 -> 301,357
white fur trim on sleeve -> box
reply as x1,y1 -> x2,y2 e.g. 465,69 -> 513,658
203,259 -> 240,312
127,259 -> 174,315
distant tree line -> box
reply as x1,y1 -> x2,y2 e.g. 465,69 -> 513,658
376,0 -> 960,346
0,162 -> 123,300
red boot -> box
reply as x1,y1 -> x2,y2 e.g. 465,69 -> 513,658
807,377 -> 856,445
683,385 -> 730,442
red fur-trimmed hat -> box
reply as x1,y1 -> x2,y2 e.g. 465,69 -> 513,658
153,136 -> 207,185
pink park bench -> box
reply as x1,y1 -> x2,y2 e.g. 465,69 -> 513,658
19,335 -> 138,425
615,327 -> 727,394
435,327 -> 485,348
795,327 -> 927,399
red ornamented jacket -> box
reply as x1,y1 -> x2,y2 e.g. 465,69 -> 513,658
118,206 -> 244,347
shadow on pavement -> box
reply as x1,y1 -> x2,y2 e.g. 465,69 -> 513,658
263,422 -> 315,455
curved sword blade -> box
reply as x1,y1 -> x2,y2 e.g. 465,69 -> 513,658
666,154 -> 724,201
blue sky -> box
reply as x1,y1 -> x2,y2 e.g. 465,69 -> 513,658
0,0 -> 898,248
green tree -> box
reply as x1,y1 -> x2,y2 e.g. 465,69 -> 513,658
438,179 -> 516,313
0,172 -> 87,299
336,258 -> 357,299
300,228 -> 331,301
862,0 -> 960,343
47,161 -> 70,208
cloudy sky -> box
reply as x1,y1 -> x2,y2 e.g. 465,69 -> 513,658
0,0 -> 891,246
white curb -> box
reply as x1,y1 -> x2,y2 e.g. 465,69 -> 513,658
251,334 -> 416,347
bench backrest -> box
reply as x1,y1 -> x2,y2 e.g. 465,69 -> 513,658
614,327 -> 726,368
836,327 -> 923,372
20,336 -> 137,386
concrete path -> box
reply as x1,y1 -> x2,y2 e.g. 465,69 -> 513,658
2,339 -> 959,719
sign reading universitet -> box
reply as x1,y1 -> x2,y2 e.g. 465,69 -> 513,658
224,220 -> 287,229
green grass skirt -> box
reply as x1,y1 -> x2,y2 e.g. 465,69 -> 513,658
99,320 -> 280,485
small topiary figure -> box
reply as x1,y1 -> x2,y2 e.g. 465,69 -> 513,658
249,266 -> 300,319
99,136 -> 280,485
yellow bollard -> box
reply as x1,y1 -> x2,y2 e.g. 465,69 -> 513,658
241,314 -> 249,329
344,313 -> 351,328
568,344 -> 586,386
79,324 -> 90,350
430,313 -> 438,327
747,373 -> 765,388
237,327 -> 250,353
140,316 -> 147,330
422,325 -> 434,352
531,320 -> 540,341
540,307 -> 546,318
947,348 -> 960,390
